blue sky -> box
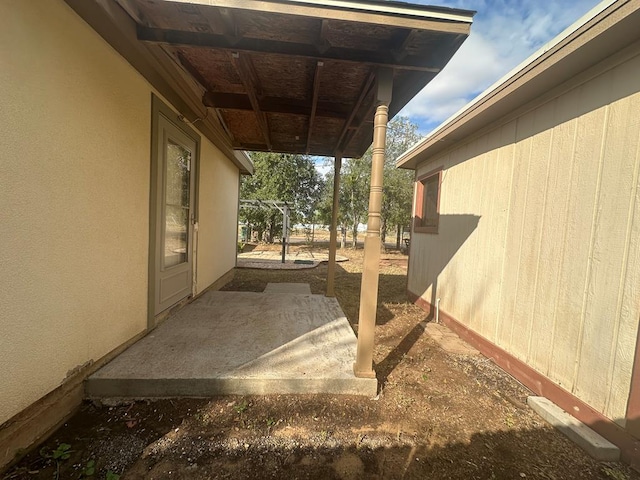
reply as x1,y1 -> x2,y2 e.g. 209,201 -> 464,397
398,0 -> 603,134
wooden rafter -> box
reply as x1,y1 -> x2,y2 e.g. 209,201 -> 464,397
176,51 -> 212,91
391,29 -> 417,61
115,0 -> 146,24
317,19 -> 331,54
230,51 -> 272,150
137,26 -> 441,72
201,92 -> 350,119
214,7 -> 240,45
306,60 -> 323,154
334,71 -> 376,155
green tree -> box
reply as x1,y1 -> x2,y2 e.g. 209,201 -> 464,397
340,157 -> 371,248
317,116 -> 421,250
358,116 -> 422,248
240,152 -> 323,242
317,157 -> 369,248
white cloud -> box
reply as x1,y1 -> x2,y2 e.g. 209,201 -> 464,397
400,0 -> 602,132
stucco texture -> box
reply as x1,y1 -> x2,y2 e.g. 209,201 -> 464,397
409,49 -> 640,425
196,141 -> 239,294
0,0 -> 240,425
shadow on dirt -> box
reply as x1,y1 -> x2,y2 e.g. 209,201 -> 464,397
6,397 -> 635,480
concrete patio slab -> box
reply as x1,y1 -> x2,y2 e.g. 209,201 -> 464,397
86,290 -> 377,399
264,283 -> 312,294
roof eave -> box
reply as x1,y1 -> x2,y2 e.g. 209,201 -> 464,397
397,0 -> 640,170
164,0 -> 475,32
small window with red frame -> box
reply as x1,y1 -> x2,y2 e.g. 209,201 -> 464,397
414,168 -> 441,234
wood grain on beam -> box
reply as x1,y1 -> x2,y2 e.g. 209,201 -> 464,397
230,51 -> 272,150
306,60 -> 323,153
137,26 -> 441,72
335,71 -> 376,155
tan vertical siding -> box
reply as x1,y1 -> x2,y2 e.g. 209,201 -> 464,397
411,50 -> 640,422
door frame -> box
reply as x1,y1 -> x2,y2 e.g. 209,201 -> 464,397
148,94 -> 200,328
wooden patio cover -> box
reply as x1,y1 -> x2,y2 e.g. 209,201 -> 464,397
68,0 -> 474,163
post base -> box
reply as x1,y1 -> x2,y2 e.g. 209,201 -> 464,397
353,364 -> 377,379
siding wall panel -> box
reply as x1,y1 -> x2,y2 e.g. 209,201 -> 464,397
529,97 -> 574,376
500,111 -> 535,358
468,136 -> 488,334
517,101 -> 554,365
575,84 -> 638,414
549,82 -> 608,392
476,128 -> 501,340
410,51 -> 640,421
493,121 -> 518,345
600,69 -> 640,422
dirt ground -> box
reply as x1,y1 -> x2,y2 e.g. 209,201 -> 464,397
4,244 -> 638,480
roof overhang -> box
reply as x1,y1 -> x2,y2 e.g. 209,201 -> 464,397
65,0 -> 473,167
397,0 -> 640,170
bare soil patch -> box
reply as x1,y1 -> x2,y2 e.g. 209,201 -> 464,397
4,245 -> 637,480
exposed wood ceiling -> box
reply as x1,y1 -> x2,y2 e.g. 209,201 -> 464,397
115,0 -> 474,158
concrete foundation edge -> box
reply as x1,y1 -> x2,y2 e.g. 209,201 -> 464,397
527,396 -> 620,461
85,377 -> 378,398
408,290 -> 640,472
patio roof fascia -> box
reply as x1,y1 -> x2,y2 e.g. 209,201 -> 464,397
67,0 -> 474,161
396,0 -> 640,170
162,0 -> 475,33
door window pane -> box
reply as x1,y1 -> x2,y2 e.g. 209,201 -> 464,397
164,139 -> 191,268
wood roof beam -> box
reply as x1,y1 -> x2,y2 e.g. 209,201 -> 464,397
317,19 -> 331,54
229,51 -> 272,150
306,60 -> 323,154
202,91 -> 351,119
137,26 -> 442,72
334,70 -> 376,155
214,8 -> 241,45
391,29 -> 417,62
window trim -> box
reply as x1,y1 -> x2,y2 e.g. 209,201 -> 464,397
413,166 -> 442,234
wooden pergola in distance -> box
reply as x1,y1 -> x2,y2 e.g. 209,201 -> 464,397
66,0 -> 474,380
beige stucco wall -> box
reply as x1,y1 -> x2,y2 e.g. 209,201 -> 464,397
410,48 -> 640,424
196,142 -> 239,293
0,0 -> 240,425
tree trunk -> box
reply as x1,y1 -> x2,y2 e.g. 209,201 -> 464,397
396,224 -> 401,250
381,218 -> 387,244
268,213 -> 278,243
341,225 -> 347,249
351,222 -> 358,248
